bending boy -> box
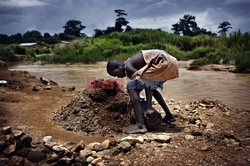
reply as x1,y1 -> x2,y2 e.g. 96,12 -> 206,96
106,49 -> 179,134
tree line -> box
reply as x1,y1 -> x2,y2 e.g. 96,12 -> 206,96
0,10 -> 232,45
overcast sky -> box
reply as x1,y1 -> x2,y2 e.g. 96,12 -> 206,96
0,0 -> 249,36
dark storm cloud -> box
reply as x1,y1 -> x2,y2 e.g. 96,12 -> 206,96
0,0 -> 249,36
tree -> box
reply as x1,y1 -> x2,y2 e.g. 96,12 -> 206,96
172,14 -> 216,36
0,34 -> 10,44
23,30 -> 43,42
94,29 -> 104,38
63,20 -> 86,37
114,9 -> 130,32
218,21 -> 232,34
44,32 -> 51,38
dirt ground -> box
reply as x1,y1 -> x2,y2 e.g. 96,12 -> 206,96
0,62 -> 249,165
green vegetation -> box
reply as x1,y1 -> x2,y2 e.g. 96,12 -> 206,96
1,29 -> 249,73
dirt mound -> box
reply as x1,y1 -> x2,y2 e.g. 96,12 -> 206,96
52,87 -> 131,136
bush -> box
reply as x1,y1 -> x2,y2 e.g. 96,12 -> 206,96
0,45 -> 18,62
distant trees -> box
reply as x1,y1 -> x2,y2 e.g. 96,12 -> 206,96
218,21 -> 232,34
171,14 -> 215,36
63,20 -> 86,37
94,9 -> 131,37
23,30 -> 43,42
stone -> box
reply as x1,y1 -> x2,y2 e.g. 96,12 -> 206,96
71,140 -> 85,152
16,147 -> 31,158
2,126 -> 12,134
27,150 -> 46,163
201,145 -> 210,151
47,153 -> 59,164
20,135 -> 32,147
120,136 -> 144,145
94,151 -> 105,158
206,123 -> 214,129
44,86 -> 52,90
13,130 -> 24,139
42,136 -> 53,143
4,134 -> 14,142
69,87 -> 76,91
52,144 -> 69,153
91,157 -> 103,165
32,86 -> 40,91
9,156 -> 25,166
86,156 -> 94,163
118,141 -> 131,152
185,135 -> 195,140
44,142 -> 58,149
0,141 -> 10,152
3,144 -> 16,155
57,157 -> 72,165
155,135 -> 171,143
40,77 -> 49,85
101,139 -> 110,149
92,144 -> 104,151
80,149 -> 92,158
86,142 -> 100,150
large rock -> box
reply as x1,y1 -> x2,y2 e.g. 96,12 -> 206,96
16,147 -> 31,158
101,139 -> 110,149
120,136 -> 144,145
0,155 -> 9,166
79,149 -> 92,158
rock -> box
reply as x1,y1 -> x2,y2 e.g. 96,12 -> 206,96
120,136 -> 144,145
4,134 -> 14,142
52,144 -> 69,153
71,140 -> 85,152
13,130 -> 24,139
43,136 -> 53,143
86,156 -> 94,163
27,150 -> 46,163
80,149 -> 92,158
44,86 -> 52,90
69,87 -> 75,91
91,157 -> 103,165
0,141 -> 10,152
32,86 -> 40,91
101,139 -> 110,149
191,129 -> 203,136
40,77 -> 49,85
44,142 -> 58,149
93,151 -> 105,158
48,80 -> 58,86
20,135 -> 32,147
57,157 -> 72,165
3,144 -> 16,155
155,135 -> 171,143
2,126 -> 12,134
92,144 -> 104,151
16,147 -> 31,158
9,156 -> 25,166
47,153 -> 59,164
0,155 -> 9,166
118,141 -> 131,152
206,123 -> 214,129
185,135 -> 195,140
201,145 -> 210,151
86,142 -> 100,150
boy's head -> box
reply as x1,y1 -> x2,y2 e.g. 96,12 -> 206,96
106,60 -> 126,78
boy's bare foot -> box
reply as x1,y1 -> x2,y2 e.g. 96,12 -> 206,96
125,125 -> 147,134
162,116 -> 176,124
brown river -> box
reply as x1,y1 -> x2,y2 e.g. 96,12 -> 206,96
10,62 -> 250,110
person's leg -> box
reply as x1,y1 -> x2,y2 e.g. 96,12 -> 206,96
153,90 -> 175,123
126,80 -> 147,134
145,87 -> 154,110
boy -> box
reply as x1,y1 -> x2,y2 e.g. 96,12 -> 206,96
106,49 -> 179,134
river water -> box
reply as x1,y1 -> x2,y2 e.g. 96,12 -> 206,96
9,62 -> 250,110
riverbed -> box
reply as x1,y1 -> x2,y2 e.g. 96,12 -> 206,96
9,62 -> 250,110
